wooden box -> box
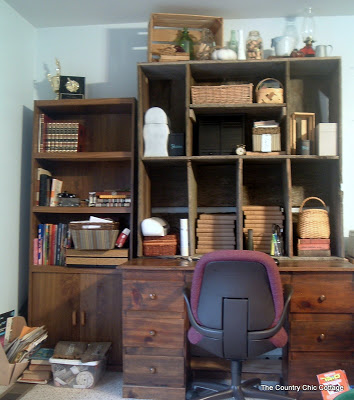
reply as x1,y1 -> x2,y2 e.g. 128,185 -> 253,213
148,13 -> 223,62
252,127 -> 281,152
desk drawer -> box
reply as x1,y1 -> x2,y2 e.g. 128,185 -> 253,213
124,354 -> 184,387
124,316 -> 185,349
123,281 -> 184,312
290,316 -> 353,351
290,273 -> 353,313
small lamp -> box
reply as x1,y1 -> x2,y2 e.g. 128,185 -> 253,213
300,7 -> 316,56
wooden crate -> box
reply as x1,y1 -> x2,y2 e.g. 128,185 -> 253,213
148,13 -> 223,62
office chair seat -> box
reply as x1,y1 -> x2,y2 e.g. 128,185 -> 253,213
183,250 -> 294,400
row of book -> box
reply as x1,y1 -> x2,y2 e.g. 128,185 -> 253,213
17,348 -> 54,384
243,205 -> 284,254
33,223 -> 70,266
89,190 -> 131,208
36,167 -> 63,207
196,213 -> 236,254
38,114 -> 84,153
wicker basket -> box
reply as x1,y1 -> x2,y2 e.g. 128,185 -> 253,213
69,221 -> 119,250
256,78 -> 284,104
143,234 -> 178,256
191,84 -> 253,104
297,197 -> 330,239
252,127 -> 281,151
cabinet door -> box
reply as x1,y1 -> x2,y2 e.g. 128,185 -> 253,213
30,272 -> 81,346
79,272 -> 122,367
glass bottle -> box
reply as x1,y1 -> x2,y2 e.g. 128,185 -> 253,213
176,27 -> 194,60
246,30 -> 263,60
228,30 -> 238,55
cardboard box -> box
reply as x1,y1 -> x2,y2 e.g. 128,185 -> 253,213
0,316 -> 29,385
316,123 -> 337,156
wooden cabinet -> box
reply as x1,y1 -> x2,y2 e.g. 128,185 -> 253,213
137,59 -> 343,259
122,268 -> 187,400
30,268 -> 122,366
28,98 -> 136,368
286,270 -> 354,394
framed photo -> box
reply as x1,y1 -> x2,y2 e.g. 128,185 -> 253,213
59,76 -> 85,99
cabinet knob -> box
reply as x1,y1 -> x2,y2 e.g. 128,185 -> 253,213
149,367 -> 157,374
149,330 -> 156,336
318,333 -> 326,341
149,293 -> 157,300
318,295 -> 326,302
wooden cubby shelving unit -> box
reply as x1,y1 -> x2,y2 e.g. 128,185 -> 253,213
137,58 -> 343,259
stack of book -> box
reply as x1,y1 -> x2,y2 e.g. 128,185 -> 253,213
38,114 -> 85,153
35,167 -> 63,207
92,190 -> 131,207
297,238 -> 331,257
196,213 -> 236,254
243,206 -> 284,253
18,348 -> 54,384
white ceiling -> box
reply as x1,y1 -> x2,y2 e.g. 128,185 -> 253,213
4,0 -> 354,28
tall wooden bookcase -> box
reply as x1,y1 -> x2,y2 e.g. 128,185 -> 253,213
28,98 -> 136,368
137,58 -> 343,259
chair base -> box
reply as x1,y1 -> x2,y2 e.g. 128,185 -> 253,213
187,360 -> 295,400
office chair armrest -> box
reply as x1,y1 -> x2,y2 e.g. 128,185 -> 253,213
183,288 -> 223,340
249,284 -> 293,340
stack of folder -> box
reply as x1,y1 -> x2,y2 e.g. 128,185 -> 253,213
196,213 -> 236,254
243,206 -> 284,253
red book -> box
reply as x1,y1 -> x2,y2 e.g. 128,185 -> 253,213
317,370 -> 350,400
33,238 -> 38,265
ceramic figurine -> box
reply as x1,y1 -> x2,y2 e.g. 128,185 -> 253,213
143,107 -> 170,157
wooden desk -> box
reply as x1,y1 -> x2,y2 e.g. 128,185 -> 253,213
121,258 -> 354,400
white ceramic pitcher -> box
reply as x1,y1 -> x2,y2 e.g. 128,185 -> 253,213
271,36 -> 296,56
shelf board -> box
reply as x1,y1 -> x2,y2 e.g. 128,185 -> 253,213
30,265 -> 122,274
33,206 -> 131,214
34,151 -> 132,162
190,103 -> 286,116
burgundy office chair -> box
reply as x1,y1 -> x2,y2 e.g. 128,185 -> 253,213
183,250 -> 294,400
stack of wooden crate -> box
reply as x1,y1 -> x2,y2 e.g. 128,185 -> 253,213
196,213 -> 236,254
243,206 -> 284,253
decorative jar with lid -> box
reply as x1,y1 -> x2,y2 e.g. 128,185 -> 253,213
246,30 -> 263,60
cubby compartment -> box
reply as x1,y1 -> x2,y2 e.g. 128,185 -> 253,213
291,159 -> 342,257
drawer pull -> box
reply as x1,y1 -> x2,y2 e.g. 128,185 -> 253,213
149,330 -> 156,336
149,367 -> 157,374
149,293 -> 157,300
318,333 -> 326,341
318,295 -> 326,302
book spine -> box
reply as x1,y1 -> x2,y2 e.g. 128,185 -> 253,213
38,224 -> 44,265
33,238 -> 38,265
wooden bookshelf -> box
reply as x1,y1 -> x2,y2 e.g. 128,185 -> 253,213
28,98 -> 136,368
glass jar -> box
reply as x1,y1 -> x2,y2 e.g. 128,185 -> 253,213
195,28 -> 215,60
246,30 -> 263,60
176,27 -> 194,59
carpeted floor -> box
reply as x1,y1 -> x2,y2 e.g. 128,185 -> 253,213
0,372 -> 147,400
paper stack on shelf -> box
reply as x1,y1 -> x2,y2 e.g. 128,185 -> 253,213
243,206 -> 284,254
196,213 -> 236,254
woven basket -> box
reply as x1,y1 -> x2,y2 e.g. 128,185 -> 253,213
69,221 -> 119,250
191,84 -> 253,104
143,234 -> 178,256
298,197 -> 330,239
256,78 -> 284,104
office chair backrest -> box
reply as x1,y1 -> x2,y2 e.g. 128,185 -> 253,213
189,250 -> 287,359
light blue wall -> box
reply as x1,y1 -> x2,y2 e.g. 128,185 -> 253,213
0,0 -> 35,315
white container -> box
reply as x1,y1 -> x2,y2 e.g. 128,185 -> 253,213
180,219 -> 189,256
50,357 -> 105,389
316,123 -> 337,156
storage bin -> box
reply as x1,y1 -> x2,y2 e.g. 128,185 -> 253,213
69,221 -> 119,250
252,127 -> 281,152
191,84 -> 253,104
143,234 -> 178,256
148,13 -> 223,62
50,357 -> 106,389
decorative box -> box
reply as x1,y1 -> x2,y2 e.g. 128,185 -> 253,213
252,127 -> 281,152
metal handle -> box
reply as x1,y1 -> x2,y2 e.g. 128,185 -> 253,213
318,294 -> 326,302
81,311 -> 86,326
318,333 -> 325,341
149,330 -> 156,336
149,367 -> 156,374
72,311 -> 77,326
149,293 -> 157,300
